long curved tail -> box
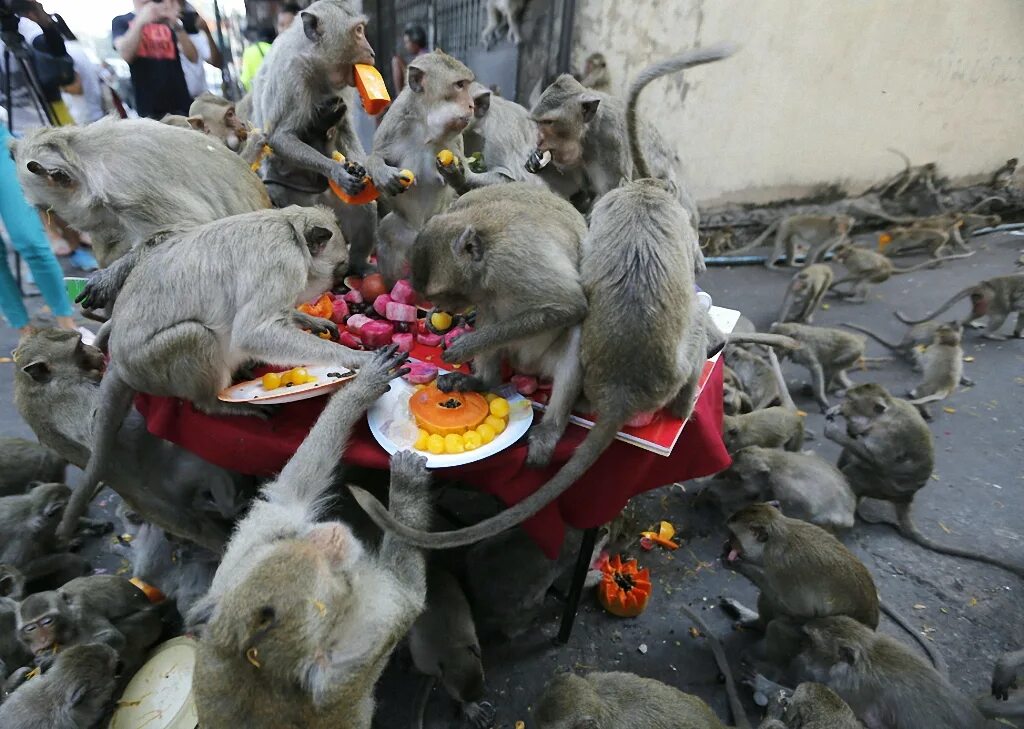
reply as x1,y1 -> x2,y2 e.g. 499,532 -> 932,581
879,600 -> 948,677
895,287 -> 973,324
842,322 -> 902,350
892,250 -> 974,274
350,414 -> 625,550
57,363 -> 136,542
898,508 -> 1024,580
720,219 -> 781,257
678,602 -> 751,729
626,43 -> 738,178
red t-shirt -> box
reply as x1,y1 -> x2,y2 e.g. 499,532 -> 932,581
112,13 -> 192,119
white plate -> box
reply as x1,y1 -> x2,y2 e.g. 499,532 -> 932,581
108,636 -> 198,729
367,378 -> 533,468
218,365 -> 356,405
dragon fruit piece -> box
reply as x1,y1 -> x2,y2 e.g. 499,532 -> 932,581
360,320 -> 395,349
390,278 -> 415,304
511,374 -> 538,396
346,313 -> 373,334
392,332 -> 414,353
416,331 -> 443,347
372,294 -> 393,318
403,361 -> 438,384
338,331 -> 362,350
386,301 -> 418,323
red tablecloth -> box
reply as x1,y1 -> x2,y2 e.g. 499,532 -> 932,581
135,359 -> 730,558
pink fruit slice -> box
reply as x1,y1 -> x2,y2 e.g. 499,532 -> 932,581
360,320 -> 395,348
390,278 -> 415,304
392,332 -> 414,353
373,294 -> 392,318
338,331 -> 362,350
386,301 -> 418,322
346,314 -> 373,334
511,374 -> 538,396
416,332 -> 443,347
403,361 -> 438,384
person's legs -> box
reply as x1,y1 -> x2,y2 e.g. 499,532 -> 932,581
0,126 -> 76,330
0,235 -> 31,330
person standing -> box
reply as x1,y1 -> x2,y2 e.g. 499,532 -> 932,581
240,3 -> 298,91
180,3 -> 222,98
391,24 -> 428,94
112,0 -> 197,119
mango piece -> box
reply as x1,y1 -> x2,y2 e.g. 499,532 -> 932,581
476,423 -> 496,444
463,430 -> 482,451
430,311 -> 453,331
444,433 -> 465,454
414,429 -> 430,451
262,372 -> 282,390
427,434 -> 446,455
437,149 -> 456,166
398,169 -> 415,187
489,397 -> 510,418
484,415 -> 506,435
354,64 -> 391,115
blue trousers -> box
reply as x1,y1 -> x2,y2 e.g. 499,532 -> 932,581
0,125 -> 73,329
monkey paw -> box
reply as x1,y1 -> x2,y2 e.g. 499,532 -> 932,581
441,338 -> 475,366
330,162 -> 368,197
76,274 -> 116,310
354,344 -> 410,399
525,423 -> 560,468
463,700 -> 496,729
377,167 -> 411,196
435,155 -> 466,187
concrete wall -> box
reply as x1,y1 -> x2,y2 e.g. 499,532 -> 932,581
572,1 -> 1024,207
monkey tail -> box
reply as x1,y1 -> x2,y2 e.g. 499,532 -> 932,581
727,333 -> 800,350
625,43 -> 738,179
719,219 -> 781,257
412,675 -> 436,729
678,603 -> 752,729
898,508 -> 1024,580
892,251 -> 975,274
879,600 -> 948,678
841,322 -> 902,351
894,287 -> 973,324
350,415 -> 626,550
886,147 -> 912,172
764,348 -> 796,411
57,363 -> 136,542
969,195 -> 1007,213
846,198 -> 916,224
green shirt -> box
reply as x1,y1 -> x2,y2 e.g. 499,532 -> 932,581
240,41 -> 272,91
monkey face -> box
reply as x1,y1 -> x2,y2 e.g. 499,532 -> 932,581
410,225 -> 481,313
724,505 -> 777,567
17,597 -> 65,655
30,482 -> 72,531
799,616 -> 866,673
533,118 -> 584,169
14,329 -> 105,389
933,323 -> 962,346
300,6 -> 375,73
835,383 -> 890,436
408,53 -> 476,140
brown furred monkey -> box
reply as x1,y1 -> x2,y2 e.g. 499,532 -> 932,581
905,323 -> 969,416
580,52 -> 612,93
189,347 -> 429,729
722,215 -> 853,269
895,272 -> 1024,340
60,207 -> 368,543
830,243 -> 974,303
480,0 -> 527,48
755,682 -> 865,729
768,322 -> 867,412
776,264 -> 833,324
824,383 -> 1024,578
722,349 -> 806,453
0,483 -> 90,590
12,118 -> 270,267
187,93 -> 270,168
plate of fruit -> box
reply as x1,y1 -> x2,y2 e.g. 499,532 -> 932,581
218,365 -> 356,405
367,376 -> 533,468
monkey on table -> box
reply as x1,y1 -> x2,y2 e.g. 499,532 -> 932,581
824,382 -> 1024,578
64,206 -> 368,543
830,243 -> 974,303
0,438 -> 65,497
13,328 -> 255,553
189,347 -> 432,729
776,264 -> 833,324
365,50 -> 477,283
896,272 -> 1024,340
725,215 -> 854,270
12,118 -> 270,267
768,322 -> 868,412
0,643 -> 121,729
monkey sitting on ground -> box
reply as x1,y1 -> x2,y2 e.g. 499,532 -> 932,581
723,349 -> 806,453
842,319 -> 953,370
186,93 -> 269,167
830,243 -> 974,303
896,272 -> 1024,340
481,0 -> 527,48
755,682 -> 864,729
797,616 -> 987,729
0,438 -> 65,496
64,207 -> 369,543
409,566 -> 493,729
12,118 -> 270,266
579,52 -> 611,93
906,322 -> 970,418
0,643 -> 120,729
825,383 -> 1024,578
725,344 -> 784,410
189,347 -> 433,729
776,264 -> 833,324
13,328 -> 256,553
768,322 -> 867,412
528,44 -> 736,238
365,51 -> 476,283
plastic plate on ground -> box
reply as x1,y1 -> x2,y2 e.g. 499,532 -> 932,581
108,636 -> 198,729
367,378 -> 533,468
218,365 -> 356,405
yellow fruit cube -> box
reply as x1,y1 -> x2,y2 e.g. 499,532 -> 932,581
463,430 -> 482,451
484,415 -> 506,435
437,149 -> 456,166
414,429 -> 430,451
444,433 -> 465,454
430,311 -> 453,331
489,397 -> 509,418
476,423 -> 496,444
427,434 -> 446,455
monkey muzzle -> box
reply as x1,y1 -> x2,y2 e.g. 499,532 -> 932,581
722,538 -> 742,565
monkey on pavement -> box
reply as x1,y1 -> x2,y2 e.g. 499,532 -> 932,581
12,118 -> 269,266
768,322 -> 867,412
841,319 -> 950,370
189,347 -> 433,729
722,349 -> 806,453
724,215 -> 853,269
824,383 -> 1024,578
0,438 -> 65,496
896,272 -> 1024,340
0,643 -> 120,729
755,682 -> 864,729
906,322 -> 970,418
776,264 -> 833,324
798,616 -> 988,729
830,243 -> 975,303
62,207 -> 368,543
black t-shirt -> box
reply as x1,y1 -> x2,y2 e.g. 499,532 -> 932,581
112,13 -> 192,118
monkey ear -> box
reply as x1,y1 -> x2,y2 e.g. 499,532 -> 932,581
408,66 -> 426,93
452,226 -> 484,263
301,10 -> 322,42
305,226 -> 333,256
20,360 -> 51,383
0,573 -> 18,599
186,116 -> 206,132
579,95 -> 600,123
26,160 -> 48,177
872,398 -> 887,414
474,89 -> 492,118
68,682 -> 90,707
26,161 -> 73,188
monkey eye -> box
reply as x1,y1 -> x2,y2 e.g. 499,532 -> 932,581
40,617 -> 53,626
454,80 -> 467,90
24,624 -> 35,632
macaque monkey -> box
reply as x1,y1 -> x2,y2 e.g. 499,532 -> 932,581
723,365 -> 754,415
0,483 -> 89,590
825,383 -> 1024,578
798,616 -> 987,729
189,347 -> 429,729
726,215 -> 853,269
187,93 -> 269,167
990,157 -> 1017,188
768,323 -> 867,412
12,118 -> 270,266
842,319 -> 951,369
830,243 -> 974,303
0,643 -> 120,729
723,349 -> 805,453
366,51 -> 476,282
906,323 -> 969,416
756,682 -> 864,729
979,648 -> 1024,721
0,567 -> 32,679
579,52 -> 611,93
896,273 -> 1024,340
776,264 -> 833,324
529,44 -> 736,237
481,0 -> 527,48
13,328 -> 254,553
0,438 -> 65,496
881,226 -> 954,258
409,566 -> 493,729
62,207 -> 368,543
726,345 -> 784,410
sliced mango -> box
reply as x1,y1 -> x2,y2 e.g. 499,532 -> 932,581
354,64 -> 391,115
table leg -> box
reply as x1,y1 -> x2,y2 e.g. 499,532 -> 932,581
555,526 -> 599,646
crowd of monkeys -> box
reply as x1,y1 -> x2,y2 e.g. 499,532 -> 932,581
0,0 -> 1021,727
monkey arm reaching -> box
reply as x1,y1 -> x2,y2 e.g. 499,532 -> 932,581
234,303 -> 371,370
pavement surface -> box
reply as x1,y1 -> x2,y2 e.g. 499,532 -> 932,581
1,233 -> 1022,728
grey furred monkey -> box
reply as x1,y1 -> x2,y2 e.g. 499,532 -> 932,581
580,52 -> 611,93
768,322 -> 867,412
830,243 -> 975,303
481,0 -> 527,48
13,328 -> 255,553
0,643 -> 120,729
0,438 -> 66,496
722,348 -> 806,453
61,206 -> 368,544
12,118 -> 270,266
905,323 -> 968,415
189,347 -> 430,729
756,682 -> 864,729
722,214 -> 853,269
895,272 -> 1024,340
0,483 -> 89,589
776,264 -> 833,324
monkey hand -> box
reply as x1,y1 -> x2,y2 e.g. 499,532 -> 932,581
440,336 -> 477,366
386,450 -> 433,523
291,311 -> 339,340
330,161 -> 369,197
435,154 -> 466,188
352,344 -> 410,402
525,421 -> 561,468
76,272 -> 118,310
525,149 -> 551,174
823,416 -> 845,441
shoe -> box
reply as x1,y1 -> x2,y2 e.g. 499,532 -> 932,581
68,248 -> 99,272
